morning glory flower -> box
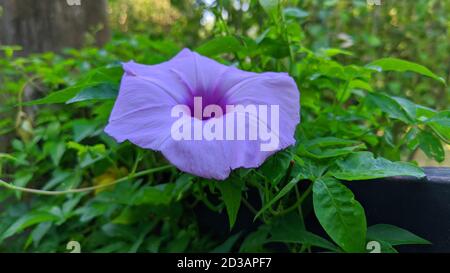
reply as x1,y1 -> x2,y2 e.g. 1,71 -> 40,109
104,48 -> 300,180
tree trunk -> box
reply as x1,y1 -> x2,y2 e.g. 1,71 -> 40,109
0,0 -> 110,55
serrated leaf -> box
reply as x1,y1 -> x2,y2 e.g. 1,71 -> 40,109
313,177 -> 366,252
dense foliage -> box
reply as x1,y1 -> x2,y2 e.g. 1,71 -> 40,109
0,0 -> 448,253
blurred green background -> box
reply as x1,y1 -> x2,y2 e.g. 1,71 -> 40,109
108,0 -> 450,164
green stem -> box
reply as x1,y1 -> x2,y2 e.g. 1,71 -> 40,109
242,197 -> 258,215
275,183 -> 313,216
0,165 -> 173,196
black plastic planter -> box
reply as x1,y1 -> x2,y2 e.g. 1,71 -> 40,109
346,167 -> 450,253
195,167 -> 450,253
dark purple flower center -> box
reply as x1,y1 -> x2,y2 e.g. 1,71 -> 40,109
185,90 -> 228,121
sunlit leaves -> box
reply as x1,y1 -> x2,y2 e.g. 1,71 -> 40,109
418,131 -> 445,162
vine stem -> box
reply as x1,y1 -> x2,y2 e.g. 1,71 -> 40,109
274,183 -> 313,216
242,197 -> 258,216
0,165 -> 173,196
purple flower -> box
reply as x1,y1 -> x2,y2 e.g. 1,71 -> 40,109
105,48 -> 300,180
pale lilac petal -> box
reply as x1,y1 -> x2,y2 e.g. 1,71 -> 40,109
105,48 -> 300,180
222,72 -> 300,149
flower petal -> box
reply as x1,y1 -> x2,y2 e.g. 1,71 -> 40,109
105,49 -> 300,180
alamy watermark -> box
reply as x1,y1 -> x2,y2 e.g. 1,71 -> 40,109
367,0 -> 381,6
170,96 -> 280,152
66,0 -> 81,6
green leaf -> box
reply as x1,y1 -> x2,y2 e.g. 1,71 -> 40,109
425,110 -> 450,143
259,38 -> 290,58
172,174 -> 194,201
259,0 -> 280,16
321,48 -> 354,58
195,36 -> 243,57
0,153 -> 29,165
254,172 -> 302,220
367,224 -> 430,246
30,222 -> 53,246
24,66 -> 122,105
292,156 -> 328,181
0,211 -> 60,242
348,79 -> 372,91
366,93 -> 415,124
331,152 -> 425,180
210,232 -> 242,253
166,230 -> 191,253
258,149 -> 293,185
72,120 -> 98,142
217,177 -> 243,229
313,177 -> 366,252
283,7 -> 309,19
269,213 -> 338,251
133,184 -> 174,206
43,141 -> 66,166
66,83 -> 118,104
391,96 -> 417,121
368,58 -> 446,84
239,226 -> 270,253
418,131 -> 445,162
299,137 -> 365,159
